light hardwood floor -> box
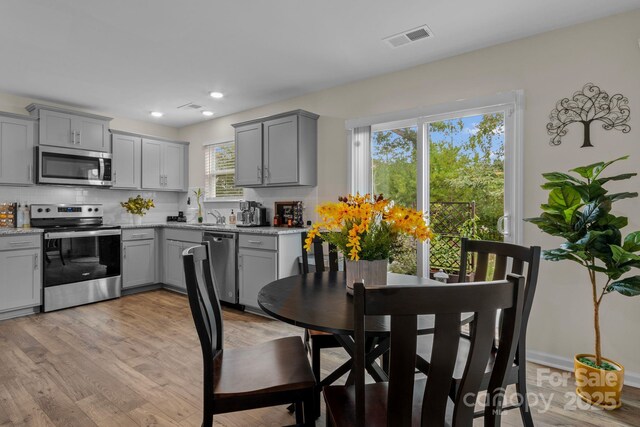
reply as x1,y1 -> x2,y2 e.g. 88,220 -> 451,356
0,290 -> 638,426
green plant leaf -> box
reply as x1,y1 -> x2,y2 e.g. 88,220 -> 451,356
548,186 -> 582,210
596,173 -> 637,185
607,192 -> 638,203
542,172 -> 584,184
597,214 -> 628,229
610,245 -> 640,265
573,183 -> 607,202
608,276 -> 640,296
574,201 -> 606,232
543,248 -> 585,264
623,231 -> 640,252
571,156 -> 628,180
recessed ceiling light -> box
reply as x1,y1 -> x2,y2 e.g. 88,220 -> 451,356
202,111 -> 214,117
209,92 -> 224,99
150,111 -> 164,118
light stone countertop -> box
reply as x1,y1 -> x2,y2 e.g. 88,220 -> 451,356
113,222 -> 308,235
0,228 -> 44,236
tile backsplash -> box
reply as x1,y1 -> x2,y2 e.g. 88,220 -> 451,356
0,185 -> 181,225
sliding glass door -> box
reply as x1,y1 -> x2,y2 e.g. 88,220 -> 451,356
369,104 -> 518,277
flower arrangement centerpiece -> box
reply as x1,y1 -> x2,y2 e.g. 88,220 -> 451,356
305,193 -> 433,293
120,195 -> 154,225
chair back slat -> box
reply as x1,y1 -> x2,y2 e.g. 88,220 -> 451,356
422,312 -> 460,424
510,258 -> 524,275
474,252 -> 489,281
183,243 -> 224,372
301,232 -> 310,274
452,310 -> 497,424
301,232 -> 341,274
353,275 -> 524,426
492,255 -> 507,280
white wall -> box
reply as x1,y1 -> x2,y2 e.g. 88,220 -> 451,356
179,10 -> 640,377
0,92 -> 182,222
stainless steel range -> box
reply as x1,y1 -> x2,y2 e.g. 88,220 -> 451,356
31,204 -> 121,312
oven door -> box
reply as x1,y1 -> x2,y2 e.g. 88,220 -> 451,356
43,229 -> 121,287
37,146 -> 112,186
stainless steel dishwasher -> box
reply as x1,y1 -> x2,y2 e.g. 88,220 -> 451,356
203,232 -> 238,304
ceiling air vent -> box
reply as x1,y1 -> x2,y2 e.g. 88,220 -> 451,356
384,25 -> 433,48
176,102 -> 203,110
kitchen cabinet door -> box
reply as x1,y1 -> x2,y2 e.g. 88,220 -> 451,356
39,109 -> 75,148
0,115 -> 34,185
263,115 -> 298,185
164,239 -> 186,290
0,248 -> 41,313
234,122 -> 263,186
163,142 -> 184,190
238,248 -> 276,310
142,138 -> 163,189
75,116 -> 110,152
112,134 -> 141,189
122,239 -> 155,289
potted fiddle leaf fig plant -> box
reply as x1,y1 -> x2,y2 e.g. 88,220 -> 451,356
526,156 -> 640,409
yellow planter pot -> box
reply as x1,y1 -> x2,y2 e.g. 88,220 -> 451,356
574,354 -> 624,409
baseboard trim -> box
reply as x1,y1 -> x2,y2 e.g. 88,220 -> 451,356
528,350 -> 640,388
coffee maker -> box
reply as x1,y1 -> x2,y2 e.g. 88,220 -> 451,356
238,201 -> 268,227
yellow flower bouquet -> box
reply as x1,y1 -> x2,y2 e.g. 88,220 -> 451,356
120,195 -> 155,216
305,193 -> 433,262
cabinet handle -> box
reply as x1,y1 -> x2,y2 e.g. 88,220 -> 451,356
159,175 -> 163,186
131,233 -> 147,238
257,166 -> 262,181
264,167 -> 270,182
34,254 -> 38,270
113,171 -> 117,185
238,254 -> 243,268
9,241 -> 31,246
71,131 -> 76,144
77,131 -> 81,144
28,164 -> 32,181
123,247 -> 127,259
247,240 -> 263,244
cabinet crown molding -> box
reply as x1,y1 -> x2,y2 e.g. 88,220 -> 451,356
111,129 -> 189,145
231,109 -> 319,128
26,103 -> 113,122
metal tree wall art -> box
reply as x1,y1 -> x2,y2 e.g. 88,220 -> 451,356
547,83 -> 630,147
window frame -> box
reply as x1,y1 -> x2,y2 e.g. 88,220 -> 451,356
203,140 -> 244,201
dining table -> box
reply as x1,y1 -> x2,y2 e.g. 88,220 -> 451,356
257,271 -> 474,388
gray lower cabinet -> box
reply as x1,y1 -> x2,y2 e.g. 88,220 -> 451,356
0,235 -> 41,316
27,104 -> 112,152
232,110 -> 318,188
238,247 -> 277,309
112,132 -> 142,189
122,239 -> 156,289
163,229 -> 203,292
0,113 -> 36,185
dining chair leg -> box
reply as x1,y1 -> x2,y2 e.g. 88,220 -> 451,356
295,401 -> 304,425
516,368 -> 534,426
312,342 -> 322,418
303,393 -> 315,426
202,401 -> 213,427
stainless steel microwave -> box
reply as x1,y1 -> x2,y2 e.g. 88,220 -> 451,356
37,146 -> 112,187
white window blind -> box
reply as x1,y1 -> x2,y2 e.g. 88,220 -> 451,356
204,141 -> 243,199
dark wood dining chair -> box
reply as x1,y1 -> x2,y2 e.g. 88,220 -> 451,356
300,231 -> 342,416
324,275 -> 525,426
183,243 -> 316,427
417,238 -> 541,427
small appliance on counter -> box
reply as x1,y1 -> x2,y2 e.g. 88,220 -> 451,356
237,201 -> 268,227
167,211 -> 187,222
274,201 -> 304,227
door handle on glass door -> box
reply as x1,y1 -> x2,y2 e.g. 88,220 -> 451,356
497,215 -> 510,236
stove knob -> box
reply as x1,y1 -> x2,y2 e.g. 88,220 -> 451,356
45,208 -> 51,213
94,208 -> 99,212
88,208 -> 93,212
37,208 -> 43,213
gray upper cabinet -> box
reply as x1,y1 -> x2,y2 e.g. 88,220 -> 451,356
234,122 -> 263,186
26,104 -> 111,152
0,112 -> 36,185
112,132 -> 141,189
232,110 -> 318,188
141,138 -> 188,191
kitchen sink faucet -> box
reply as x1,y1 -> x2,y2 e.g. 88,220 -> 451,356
207,210 -> 226,224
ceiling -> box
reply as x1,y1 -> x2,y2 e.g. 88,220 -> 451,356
1,0 -> 639,128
